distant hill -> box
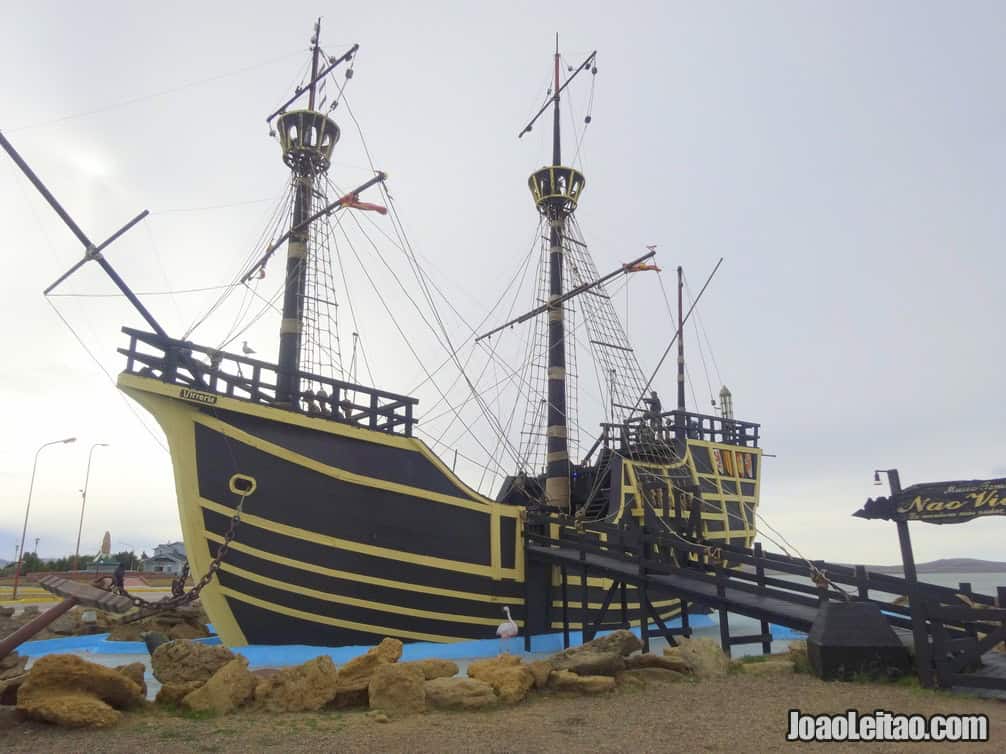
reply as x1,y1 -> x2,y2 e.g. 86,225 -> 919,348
867,558 -> 1006,574
0,559 -> 8,567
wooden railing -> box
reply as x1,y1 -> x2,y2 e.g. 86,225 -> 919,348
601,408 -> 760,450
119,328 -> 418,436
523,511 -> 1002,652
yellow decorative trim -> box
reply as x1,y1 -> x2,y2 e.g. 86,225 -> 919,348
203,531 -> 519,605
195,412 -> 514,517
199,497 -> 520,580
218,560 -> 518,627
219,586 -> 469,644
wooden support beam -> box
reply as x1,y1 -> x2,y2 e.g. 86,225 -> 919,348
561,565 -> 569,650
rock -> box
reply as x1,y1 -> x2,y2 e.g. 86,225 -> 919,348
0,606 -> 14,618
547,670 -> 616,694
106,623 -> 146,642
17,691 -> 121,728
143,631 -> 172,655
367,663 -> 425,717
0,673 -> 28,705
550,650 -> 624,676
738,660 -> 795,675
663,637 -> 730,679
546,630 -> 641,676
254,656 -> 340,712
332,638 -> 404,707
20,606 -> 39,617
584,629 -> 644,656
167,623 -> 210,640
401,659 -> 458,680
617,668 -> 688,685
114,663 -> 147,697
155,681 -> 204,706
18,655 -> 143,709
0,653 -> 28,681
527,660 -> 553,689
48,612 -> 80,635
368,710 -> 390,723
625,653 -> 691,674
16,655 -> 144,728
181,657 -> 255,715
467,654 -> 534,704
151,640 -> 235,684
424,677 -> 498,710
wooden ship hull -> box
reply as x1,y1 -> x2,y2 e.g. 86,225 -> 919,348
118,334 -> 761,647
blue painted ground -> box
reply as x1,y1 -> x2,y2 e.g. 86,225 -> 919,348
17,613 -> 805,667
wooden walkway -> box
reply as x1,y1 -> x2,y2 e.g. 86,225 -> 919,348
528,544 -> 821,631
523,512 -> 1006,695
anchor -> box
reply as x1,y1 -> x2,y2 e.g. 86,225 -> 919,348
0,576 -> 134,661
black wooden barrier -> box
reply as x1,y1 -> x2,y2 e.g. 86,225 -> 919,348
523,512 -> 1005,682
120,327 -> 418,435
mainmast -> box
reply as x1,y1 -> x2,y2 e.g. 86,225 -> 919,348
524,39 -> 591,511
275,19 -> 342,405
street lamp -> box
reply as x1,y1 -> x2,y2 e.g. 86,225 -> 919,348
12,436 -> 76,600
74,443 -> 109,571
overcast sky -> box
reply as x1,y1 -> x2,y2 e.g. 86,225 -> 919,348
1,1 -> 1004,567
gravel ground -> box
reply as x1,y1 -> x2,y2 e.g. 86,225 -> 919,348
2,674 -> 1003,754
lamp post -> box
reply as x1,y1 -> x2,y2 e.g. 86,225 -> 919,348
12,436 -> 76,600
74,443 -> 109,571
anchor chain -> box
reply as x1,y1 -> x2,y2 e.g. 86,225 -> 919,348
107,498 -> 245,610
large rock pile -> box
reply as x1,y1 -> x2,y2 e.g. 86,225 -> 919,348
3,629 -> 738,728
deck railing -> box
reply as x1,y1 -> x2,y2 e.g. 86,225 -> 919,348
601,408 -> 760,450
119,327 -> 418,436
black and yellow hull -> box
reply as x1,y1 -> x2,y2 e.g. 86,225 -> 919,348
119,372 -> 760,647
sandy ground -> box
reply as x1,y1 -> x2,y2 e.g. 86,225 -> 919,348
2,674 -> 1003,754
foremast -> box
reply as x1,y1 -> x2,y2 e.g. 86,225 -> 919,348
526,41 -> 591,511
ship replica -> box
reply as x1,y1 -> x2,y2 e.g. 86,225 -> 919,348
3,25 -> 762,647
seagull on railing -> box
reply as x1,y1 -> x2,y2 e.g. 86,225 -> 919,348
242,341 -> 255,355
496,605 -> 518,653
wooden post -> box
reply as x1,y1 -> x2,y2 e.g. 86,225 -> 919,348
580,562 -> 589,647
619,581 -> 628,628
887,469 -> 933,688
0,597 -> 78,660
680,598 -> 691,638
561,565 -> 569,650
522,533 -> 532,653
754,542 -> 770,653
856,565 -> 869,601
717,565 -> 731,657
638,526 -> 649,652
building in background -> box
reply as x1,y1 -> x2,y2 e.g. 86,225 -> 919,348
140,542 -> 187,576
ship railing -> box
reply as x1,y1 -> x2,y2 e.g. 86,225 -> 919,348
523,510 -> 1000,635
601,409 -> 760,449
119,327 -> 418,436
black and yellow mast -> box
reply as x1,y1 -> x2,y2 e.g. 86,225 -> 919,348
520,39 -> 594,510
273,20 -> 335,403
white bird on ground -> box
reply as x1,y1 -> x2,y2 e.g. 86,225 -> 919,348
496,605 -> 518,653
242,341 -> 255,355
